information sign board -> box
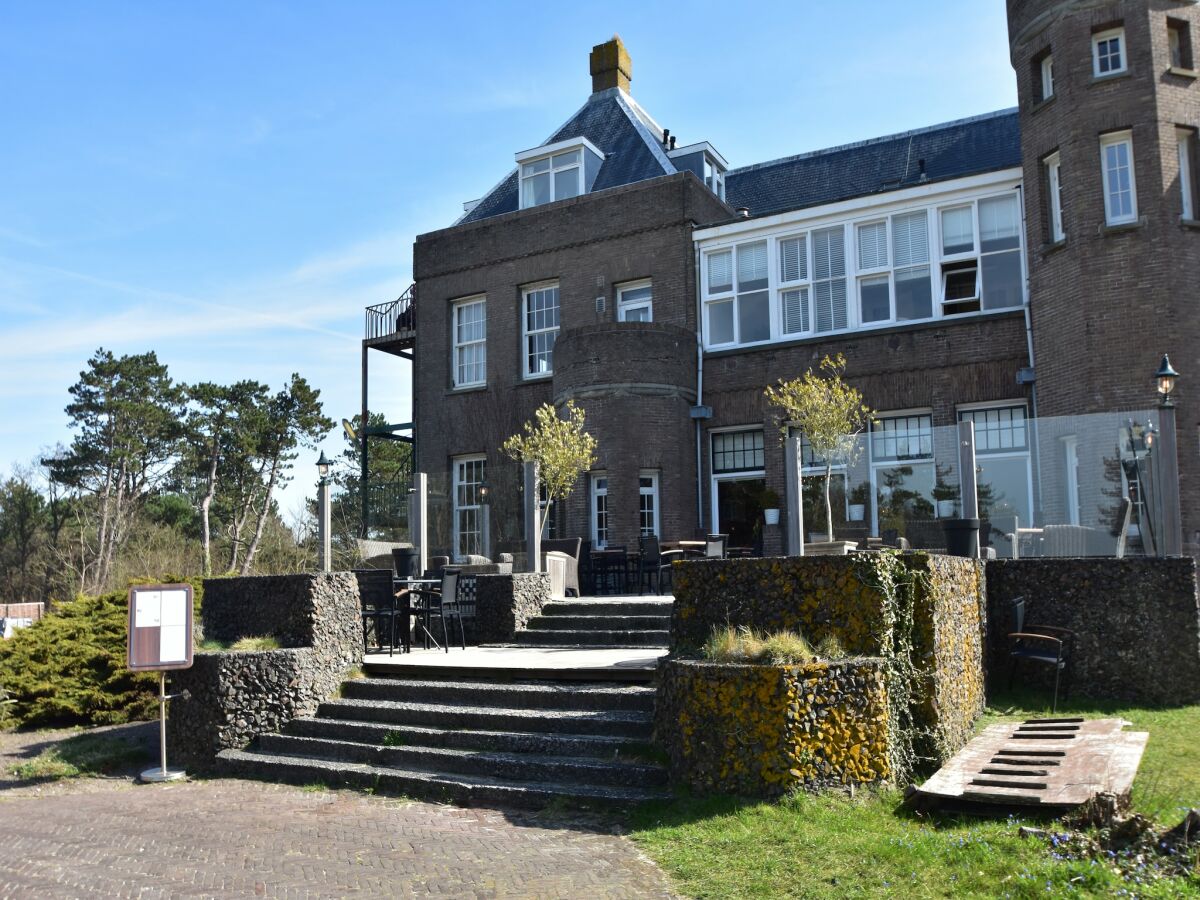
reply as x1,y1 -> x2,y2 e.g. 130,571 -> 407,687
127,584 -> 194,671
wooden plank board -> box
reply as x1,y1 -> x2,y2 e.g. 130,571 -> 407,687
918,718 -> 1148,809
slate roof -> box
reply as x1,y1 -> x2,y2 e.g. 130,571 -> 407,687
724,109 -> 1022,218
457,88 -> 675,225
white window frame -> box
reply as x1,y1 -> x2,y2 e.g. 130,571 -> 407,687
694,172 -> 1027,351
1041,54 -> 1055,100
521,282 -> 560,378
515,137 -> 603,209
708,427 -> 766,539
638,471 -> 660,537
617,279 -> 653,322
591,472 -> 609,548
1046,152 -> 1065,242
452,455 -> 486,561
1062,435 -> 1080,526
1178,129 -> 1195,220
958,403 -> 1035,537
451,296 -> 486,388
1100,131 -> 1138,226
1093,27 -> 1127,77
868,411 -> 934,538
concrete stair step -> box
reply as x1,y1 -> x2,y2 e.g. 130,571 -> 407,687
218,748 -> 671,808
316,697 -> 653,739
541,599 -> 673,617
255,733 -> 668,788
525,615 -> 670,631
287,717 -> 656,759
339,676 -> 655,712
514,629 -> 670,648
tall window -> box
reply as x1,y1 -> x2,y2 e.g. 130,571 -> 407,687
1100,131 -> 1138,225
960,405 -> 1033,541
639,472 -> 659,537
1168,19 -> 1192,69
892,211 -> 932,321
1040,53 -> 1055,100
704,242 -> 769,345
591,473 -> 609,548
617,280 -> 653,322
1178,128 -> 1196,220
939,194 -> 1023,313
1045,153 -> 1065,242
779,234 -> 809,336
453,456 -> 486,560
520,150 -> 582,208
870,413 -> 935,541
812,226 -> 848,333
522,283 -> 560,377
1093,27 -> 1127,77
452,297 -> 486,387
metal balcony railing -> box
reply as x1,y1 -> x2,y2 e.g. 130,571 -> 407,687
365,284 -> 415,340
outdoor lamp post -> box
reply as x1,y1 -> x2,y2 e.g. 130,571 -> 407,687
1155,354 -> 1180,407
316,451 -> 332,573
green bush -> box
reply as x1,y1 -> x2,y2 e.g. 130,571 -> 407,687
702,625 -> 816,665
0,577 -> 202,729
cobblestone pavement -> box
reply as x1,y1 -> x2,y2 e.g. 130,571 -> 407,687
0,729 -> 677,899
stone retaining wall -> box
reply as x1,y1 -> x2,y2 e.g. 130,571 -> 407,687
474,573 -> 551,644
985,557 -> 1200,705
167,573 -> 361,771
670,553 -> 986,765
655,658 -> 889,797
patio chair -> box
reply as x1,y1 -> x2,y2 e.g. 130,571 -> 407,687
1114,497 -> 1133,559
591,546 -> 628,595
704,534 -> 728,558
1006,595 -> 1075,713
647,538 -> 703,595
361,590 -> 401,656
406,567 -> 463,652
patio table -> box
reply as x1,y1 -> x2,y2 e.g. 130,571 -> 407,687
393,577 -> 442,652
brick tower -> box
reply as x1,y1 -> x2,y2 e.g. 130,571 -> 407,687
1008,0 -> 1200,548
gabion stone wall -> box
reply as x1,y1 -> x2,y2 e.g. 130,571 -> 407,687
655,659 -> 889,797
167,573 -> 362,771
670,553 -> 986,765
985,557 -> 1200,705
474,573 -> 551,644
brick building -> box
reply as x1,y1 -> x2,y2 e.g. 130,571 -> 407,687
366,0 -> 1197,562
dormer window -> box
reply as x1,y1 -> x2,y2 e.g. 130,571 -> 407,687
668,141 -> 729,201
515,137 -> 604,209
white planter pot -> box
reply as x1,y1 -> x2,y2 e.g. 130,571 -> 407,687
848,504 -> 866,522
937,499 -> 958,518
763,508 -> 780,525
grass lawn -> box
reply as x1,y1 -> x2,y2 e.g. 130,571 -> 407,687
630,689 -> 1200,898
7,730 -> 153,782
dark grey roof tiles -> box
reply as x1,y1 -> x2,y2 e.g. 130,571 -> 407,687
725,109 -> 1022,218
458,90 -> 673,225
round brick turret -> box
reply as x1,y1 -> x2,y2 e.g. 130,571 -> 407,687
1007,0 -> 1200,547
552,322 -> 698,548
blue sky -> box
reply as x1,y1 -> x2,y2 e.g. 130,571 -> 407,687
0,1 -> 1018,518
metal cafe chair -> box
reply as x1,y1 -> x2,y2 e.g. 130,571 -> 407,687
1007,595 -> 1076,713
406,568 -> 463,653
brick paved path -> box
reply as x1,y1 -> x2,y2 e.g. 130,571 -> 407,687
0,777 -> 677,899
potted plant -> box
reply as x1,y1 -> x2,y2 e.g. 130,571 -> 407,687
847,482 -> 870,522
761,488 -> 781,525
932,465 -> 958,519
765,354 -> 874,551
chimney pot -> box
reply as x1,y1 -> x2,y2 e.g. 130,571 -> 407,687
590,35 -> 632,94
737,207 -> 750,218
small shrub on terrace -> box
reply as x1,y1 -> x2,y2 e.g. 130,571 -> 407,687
814,633 -> 847,659
229,636 -> 281,652
702,626 -> 815,665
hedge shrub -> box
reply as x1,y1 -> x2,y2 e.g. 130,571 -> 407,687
0,577 -> 203,728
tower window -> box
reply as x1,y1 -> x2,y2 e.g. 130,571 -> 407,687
1045,152 -> 1065,242
1178,128 -> 1197,220
1168,19 -> 1193,70
1093,27 -> 1127,77
1100,131 -> 1138,225
1033,50 -> 1054,101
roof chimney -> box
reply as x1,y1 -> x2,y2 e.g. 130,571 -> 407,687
590,35 -> 632,94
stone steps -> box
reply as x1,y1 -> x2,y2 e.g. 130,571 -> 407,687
525,614 -> 671,631
221,668 -> 670,808
540,598 -> 673,617
514,629 -> 672,648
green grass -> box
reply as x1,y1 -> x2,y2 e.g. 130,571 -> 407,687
8,731 -> 153,782
630,690 -> 1200,899
198,636 -> 282,652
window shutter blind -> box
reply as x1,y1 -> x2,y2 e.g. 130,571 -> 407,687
980,195 -> 1020,244
941,207 -> 974,253
892,212 -> 929,266
782,288 -> 809,334
813,227 -> 845,279
814,279 -> 847,333
737,241 -> 768,290
857,222 -> 888,269
779,236 -> 807,282
707,251 -> 732,292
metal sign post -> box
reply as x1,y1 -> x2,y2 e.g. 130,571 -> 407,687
127,584 -> 194,783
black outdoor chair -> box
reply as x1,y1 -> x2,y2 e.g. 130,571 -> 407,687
1007,595 -> 1076,713
646,538 -> 705,595
591,546 -> 628,595
704,534 -> 728,559
361,591 -> 401,656
406,567 -> 464,652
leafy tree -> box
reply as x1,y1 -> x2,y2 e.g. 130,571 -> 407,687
765,354 -> 874,543
237,374 -> 333,574
48,349 -> 185,593
501,401 -> 597,536
180,380 -> 270,575
0,469 -> 49,604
